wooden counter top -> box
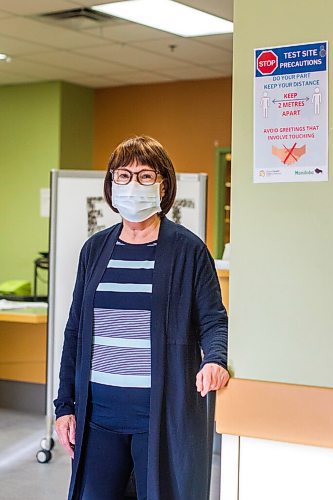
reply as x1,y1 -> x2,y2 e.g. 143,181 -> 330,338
0,308 -> 47,324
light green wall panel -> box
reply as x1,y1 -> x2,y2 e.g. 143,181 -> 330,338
59,82 -> 94,170
230,0 -> 333,387
0,81 -> 93,295
0,82 -> 61,295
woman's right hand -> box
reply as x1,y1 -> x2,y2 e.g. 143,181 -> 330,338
55,414 -> 76,459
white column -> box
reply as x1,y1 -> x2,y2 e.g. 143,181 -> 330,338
220,434 -> 240,500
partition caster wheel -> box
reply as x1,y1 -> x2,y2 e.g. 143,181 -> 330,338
36,449 -> 52,463
40,437 -> 55,451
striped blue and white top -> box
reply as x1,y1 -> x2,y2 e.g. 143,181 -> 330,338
88,238 -> 156,433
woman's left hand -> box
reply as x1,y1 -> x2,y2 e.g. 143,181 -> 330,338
196,363 -> 230,397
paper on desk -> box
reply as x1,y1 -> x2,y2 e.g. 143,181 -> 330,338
0,299 -> 48,310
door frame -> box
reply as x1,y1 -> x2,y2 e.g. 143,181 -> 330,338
213,147 -> 231,259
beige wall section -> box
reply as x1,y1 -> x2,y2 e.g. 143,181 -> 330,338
230,0 -> 333,387
93,78 -> 232,250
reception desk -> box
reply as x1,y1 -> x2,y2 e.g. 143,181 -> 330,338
0,308 -> 47,383
216,268 -> 229,313
0,268 -> 229,414
0,308 -> 47,412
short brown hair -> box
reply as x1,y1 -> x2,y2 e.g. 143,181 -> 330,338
104,136 -> 177,217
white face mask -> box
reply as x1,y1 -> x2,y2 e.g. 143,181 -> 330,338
112,181 -> 162,222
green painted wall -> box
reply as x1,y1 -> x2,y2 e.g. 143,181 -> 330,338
0,81 -> 93,296
0,82 -> 60,296
230,0 -> 333,388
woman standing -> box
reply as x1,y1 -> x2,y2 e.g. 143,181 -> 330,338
54,136 -> 229,500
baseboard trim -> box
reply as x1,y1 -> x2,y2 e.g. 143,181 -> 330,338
0,379 -> 46,414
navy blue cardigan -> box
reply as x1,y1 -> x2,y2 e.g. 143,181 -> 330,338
54,217 -> 228,500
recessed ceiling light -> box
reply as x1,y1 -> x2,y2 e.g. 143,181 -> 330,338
0,53 -> 11,62
92,0 -> 233,37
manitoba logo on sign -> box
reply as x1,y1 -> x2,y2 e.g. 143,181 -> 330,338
257,50 -> 278,75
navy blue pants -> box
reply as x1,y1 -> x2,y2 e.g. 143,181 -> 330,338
78,422 -> 148,500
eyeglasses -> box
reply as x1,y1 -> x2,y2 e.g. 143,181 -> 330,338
111,168 -> 159,186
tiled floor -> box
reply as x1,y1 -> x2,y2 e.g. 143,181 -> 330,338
0,408 -> 220,500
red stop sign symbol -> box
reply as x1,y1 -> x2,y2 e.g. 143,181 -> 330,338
257,50 -> 278,75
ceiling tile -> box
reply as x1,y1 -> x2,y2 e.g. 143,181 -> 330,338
24,50 -> 134,75
196,33 -> 233,51
64,74 -> 123,88
67,0 -> 133,6
76,43 -> 193,71
160,66 -> 223,80
209,62 -> 233,75
84,22 -> 175,43
0,57 -> 84,79
0,35 -> 51,55
0,71 -> 38,85
0,17 -> 103,49
0,10 -> 14,19
133,37 -> 231,66
0,0 -> 75,15
0,0 -> 233,88
111,71 -> 175,85
180,0 -> 233,20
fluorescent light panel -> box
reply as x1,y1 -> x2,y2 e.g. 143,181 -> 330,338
92,0 -> 233,37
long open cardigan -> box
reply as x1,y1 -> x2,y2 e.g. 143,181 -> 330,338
54,217 -> 228,500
